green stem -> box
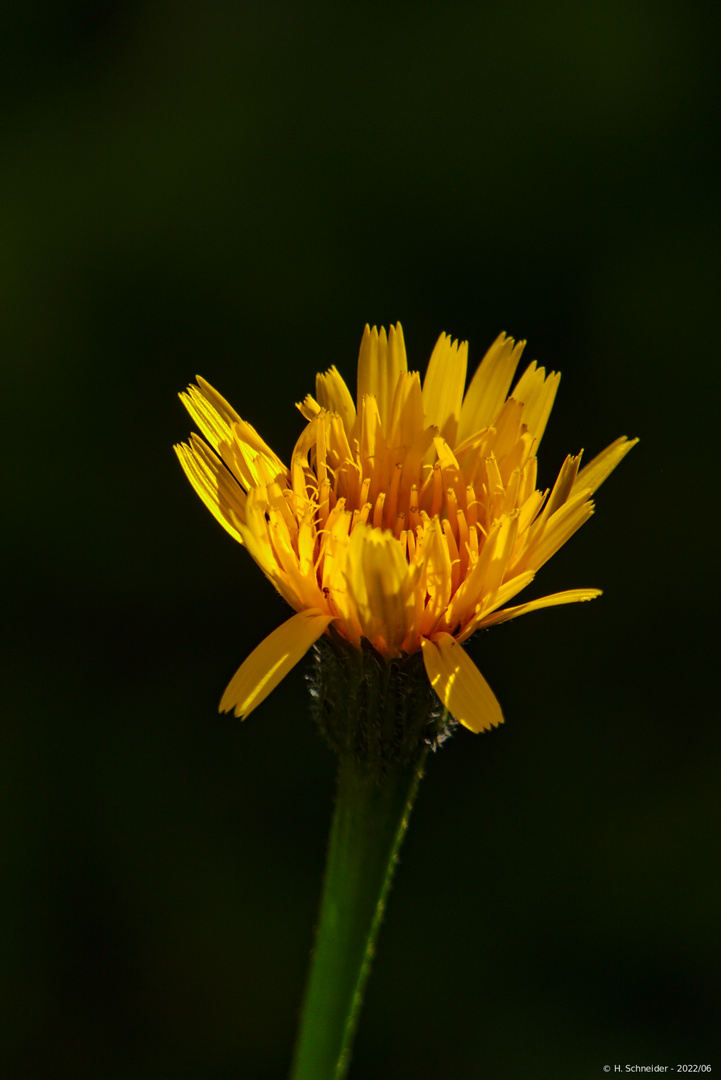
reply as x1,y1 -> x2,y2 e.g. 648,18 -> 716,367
290,748 -> 427,1080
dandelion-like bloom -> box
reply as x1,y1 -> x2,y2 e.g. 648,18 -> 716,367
175,325 -> 636,733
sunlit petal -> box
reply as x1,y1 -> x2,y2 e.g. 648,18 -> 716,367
478,588 -> 602,628
177,324 -> 635,733
421,633 -> 503,733
219,610 -> 335,719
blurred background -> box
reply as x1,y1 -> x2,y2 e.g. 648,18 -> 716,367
2,1 -> 719,1077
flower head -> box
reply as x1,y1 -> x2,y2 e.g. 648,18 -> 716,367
175,325 -> 636,733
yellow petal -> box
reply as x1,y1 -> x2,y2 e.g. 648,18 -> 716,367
240,486 -> 307,609
510,362 -> 561,446
541,452 -> 582,520
514,490 -> 595,575
219,609 -> 335,719
195,376 -> 243,427
264,503 -> 327,611
478,588 -> 602,628
181,380 -> 288,493
178,377 -> 242,452
296,393 -> 321,422
472,512 -> 519,598
359,393 -> 388,496
573,436 -> 639,496
457,333 -> 525,442
490,397 -> 525,460
387,370 -> 425,460
417,518 -> 453,637
218,419 -> 286,491
356,323 -> 408,434
422,333 -> 468,445
174,437 -> 246,544
456,570 -> 536,642
315,365 -> 357,437
344,524 -> 417,654
290,414 -> 323,500
421,633 -> 503,733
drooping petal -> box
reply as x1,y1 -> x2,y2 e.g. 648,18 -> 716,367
219,609 -> 335,719
477,588 -> 602,628
421,632 -> 503,733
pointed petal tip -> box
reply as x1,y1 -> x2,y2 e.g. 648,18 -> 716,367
218,609 -> 335,721
478,587 -> 603,628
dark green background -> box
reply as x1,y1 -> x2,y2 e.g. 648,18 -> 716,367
2,1 -> 719,1077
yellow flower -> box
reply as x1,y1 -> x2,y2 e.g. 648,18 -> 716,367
175,324 -> 636,733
